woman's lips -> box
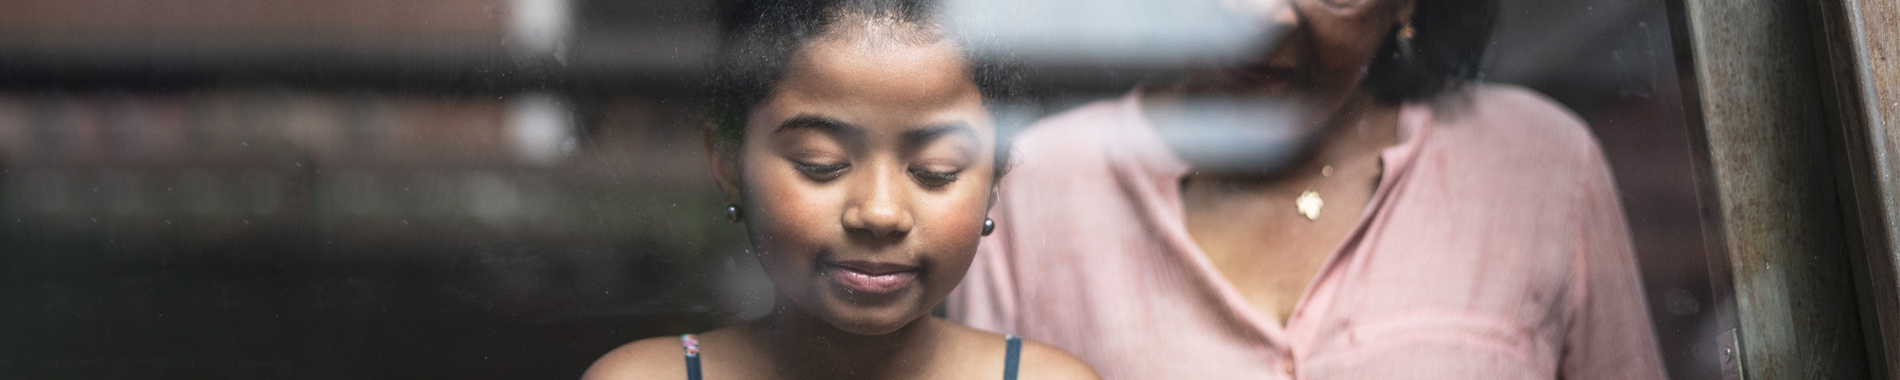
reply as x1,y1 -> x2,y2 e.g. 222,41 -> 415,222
824,261 -> 919,294
1226,61 -> 1298,86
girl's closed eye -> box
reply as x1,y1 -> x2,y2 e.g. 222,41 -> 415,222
908,137 -> 977,188
779,130 -> 853,181
794,160 -> 851,180
909,165 -> 961,187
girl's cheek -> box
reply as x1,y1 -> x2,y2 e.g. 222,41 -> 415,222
741,166 -> 832,259
920,191 -> 992,249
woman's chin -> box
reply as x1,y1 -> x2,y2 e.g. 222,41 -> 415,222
1150,95 -> 1321,173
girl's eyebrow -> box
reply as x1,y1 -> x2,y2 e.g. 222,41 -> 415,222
902,122 -> 978,145
774,114 -> 862,137
775,115 -> 975,146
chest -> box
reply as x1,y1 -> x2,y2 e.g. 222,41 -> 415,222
1181,178 -> 1378,325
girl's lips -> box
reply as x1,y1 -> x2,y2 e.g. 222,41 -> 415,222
824,261 -> 919,294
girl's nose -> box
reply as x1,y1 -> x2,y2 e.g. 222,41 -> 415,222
842,168 -> 915,238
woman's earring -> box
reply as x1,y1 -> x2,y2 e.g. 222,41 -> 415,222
1397,21 -> 1417,64
724,204 -> 743,223
982,218 -> 996,236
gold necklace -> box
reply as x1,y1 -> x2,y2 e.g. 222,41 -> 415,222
1295,106 -> 1397,221
1295,165 -> 1332,221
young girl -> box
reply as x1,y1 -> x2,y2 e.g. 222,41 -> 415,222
582,0 -> 1097,379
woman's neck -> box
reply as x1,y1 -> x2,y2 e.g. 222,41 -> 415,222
747,295 -> 946,379
1163,91 -> 1402,188
1286,96 -> 1402,180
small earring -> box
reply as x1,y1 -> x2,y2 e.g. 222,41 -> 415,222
981,218 -> 995,236
724,204 -> 743,223
1397,21 -> 1417,64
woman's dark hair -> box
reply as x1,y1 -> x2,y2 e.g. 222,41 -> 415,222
706,0 -> 1020,180
1363,0 -> 1500,103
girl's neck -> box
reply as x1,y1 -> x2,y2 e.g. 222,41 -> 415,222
748,295 -> 946,379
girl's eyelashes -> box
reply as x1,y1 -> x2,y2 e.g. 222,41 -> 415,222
909,168 -> 961,187
793,161 -> 850,180
795,161 -> 962,187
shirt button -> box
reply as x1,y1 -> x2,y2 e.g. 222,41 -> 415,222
1282,365 -> 1295,378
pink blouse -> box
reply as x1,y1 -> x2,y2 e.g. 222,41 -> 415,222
949,85 -> 1666,379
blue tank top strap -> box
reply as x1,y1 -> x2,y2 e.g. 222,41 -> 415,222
1003,334 -> 1022,380
681,334 -> 702,380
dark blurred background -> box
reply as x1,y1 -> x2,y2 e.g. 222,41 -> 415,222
0,0 -> 1720,379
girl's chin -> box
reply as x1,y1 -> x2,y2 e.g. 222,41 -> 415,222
816,302 -> 930,336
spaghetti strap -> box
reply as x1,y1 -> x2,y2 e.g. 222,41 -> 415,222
1003,335 -> 1022,380
681,334 -> 702,380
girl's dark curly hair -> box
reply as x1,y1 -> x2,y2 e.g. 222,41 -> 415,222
1364,0 -> 1501,103
705,0 -> 1021,180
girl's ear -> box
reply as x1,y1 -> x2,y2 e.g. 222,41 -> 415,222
985,184 -> 1000,213
703,127 -> 743,205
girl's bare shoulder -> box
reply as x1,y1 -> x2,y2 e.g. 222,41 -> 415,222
1015,338 -> 1101,380
581,335 -> 691,380
937,320 -> 1101,380
582,325 -> 750,380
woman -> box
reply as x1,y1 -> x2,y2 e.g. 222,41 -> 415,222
583,0 -> 1097,379
947,0 -> 1666,377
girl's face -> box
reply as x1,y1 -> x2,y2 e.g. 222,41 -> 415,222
714,31 -> 996,335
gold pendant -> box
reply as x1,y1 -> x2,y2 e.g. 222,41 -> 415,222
1296,190 -> 1324,220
